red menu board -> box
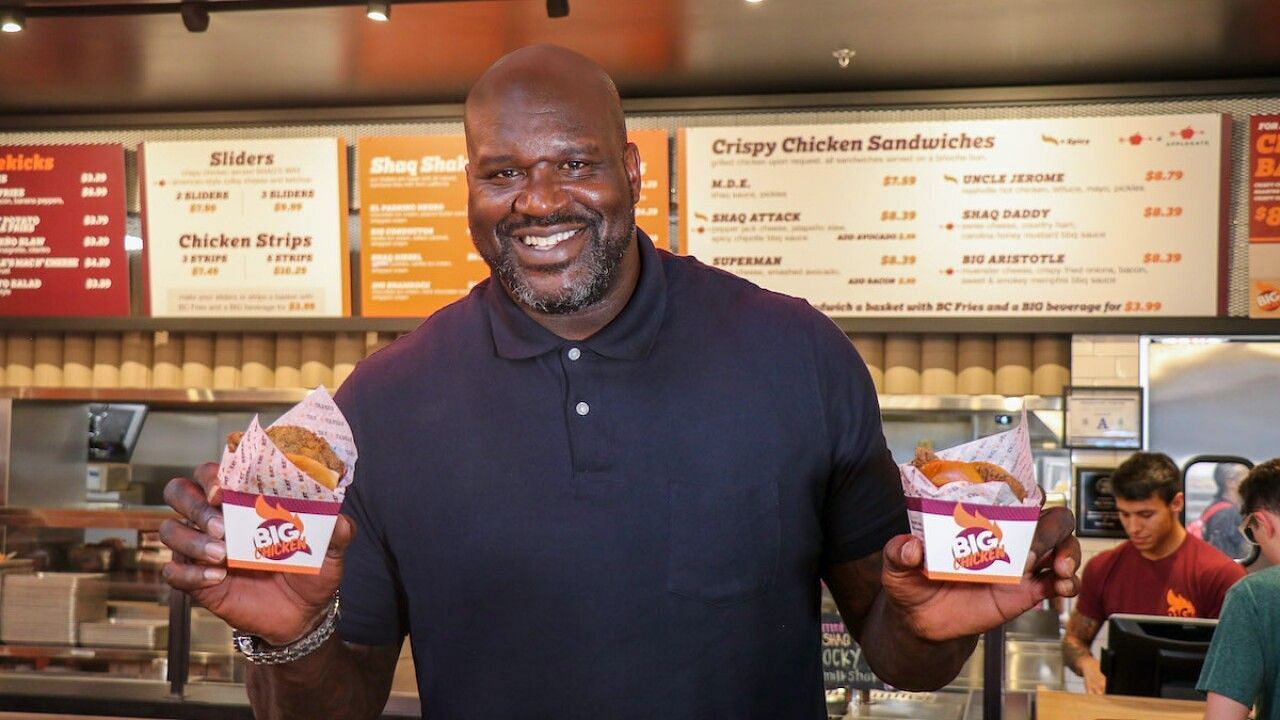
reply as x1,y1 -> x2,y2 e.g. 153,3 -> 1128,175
1249,115 -> 1280,317
0,144 -> 129,316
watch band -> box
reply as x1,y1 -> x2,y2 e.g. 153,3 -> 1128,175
232,591 -> 340,665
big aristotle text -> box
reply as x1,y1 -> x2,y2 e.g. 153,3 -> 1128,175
179,233 -> 312,250
710,133 -> 997,158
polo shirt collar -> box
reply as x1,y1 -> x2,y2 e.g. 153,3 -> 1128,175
486,229 -> 667,361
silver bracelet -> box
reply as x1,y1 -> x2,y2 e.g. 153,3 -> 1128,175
232,592 -> 340,665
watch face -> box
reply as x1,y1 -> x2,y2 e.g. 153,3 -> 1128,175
234,634 -> 258,655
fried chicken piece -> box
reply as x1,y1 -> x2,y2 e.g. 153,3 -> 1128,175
226,425 -> 345,489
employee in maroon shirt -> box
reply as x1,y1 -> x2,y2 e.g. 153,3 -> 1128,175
1062,452 -> 1246,694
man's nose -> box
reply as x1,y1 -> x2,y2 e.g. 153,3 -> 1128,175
514,169 -> 569,216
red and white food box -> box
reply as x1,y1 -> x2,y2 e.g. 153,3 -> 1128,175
900,410 -> 1043,585
218,387 -> 356,575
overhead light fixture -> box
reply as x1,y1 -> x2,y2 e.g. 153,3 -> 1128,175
745,0 -> 765,3
546,0 -> 568,18
0,8 -> 24,33
180,1 -> 209,32
366,0 -> 390,21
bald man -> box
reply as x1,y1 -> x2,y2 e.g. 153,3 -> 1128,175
160,45 -> 1081,719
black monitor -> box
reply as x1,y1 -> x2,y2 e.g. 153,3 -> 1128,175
87,403 -> 148,463
1101,614 -> 1217,700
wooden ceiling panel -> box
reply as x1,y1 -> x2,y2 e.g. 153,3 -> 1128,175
0,0 -> 1277,116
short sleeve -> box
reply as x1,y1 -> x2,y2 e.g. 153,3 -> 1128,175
811,314 -> 908,565
334,379 -> 408,647
1074,554 -> 1107,621
1197,583 -> 1264,706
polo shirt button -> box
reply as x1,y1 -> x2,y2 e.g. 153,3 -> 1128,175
568,347 -> 581,361
575,401 -> 590,416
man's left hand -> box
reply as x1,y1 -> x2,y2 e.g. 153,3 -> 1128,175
880,506 -> 1081,642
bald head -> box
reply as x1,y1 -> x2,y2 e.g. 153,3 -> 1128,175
465,44 -> 627,148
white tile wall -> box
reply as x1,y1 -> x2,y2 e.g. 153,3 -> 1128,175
1066,335 -> 1144,614
1069,334 -> 1141,388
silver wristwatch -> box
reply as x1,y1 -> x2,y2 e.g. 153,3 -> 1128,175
232,592 -> 340,665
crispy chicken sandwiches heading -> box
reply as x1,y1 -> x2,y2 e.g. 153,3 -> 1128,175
227,425 -> 345,491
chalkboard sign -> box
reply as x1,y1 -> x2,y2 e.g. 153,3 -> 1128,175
821,612 -> 886,690
1075,467 -> 1126,538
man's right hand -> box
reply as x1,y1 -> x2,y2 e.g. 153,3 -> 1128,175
1081,657 -> 1106,695
160,462 -> 356,646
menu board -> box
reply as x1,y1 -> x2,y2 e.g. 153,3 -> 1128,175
140,138 -> 349,317
358,131 -> 672,318
1249,114 -> 1280,318
681,114 -> 1227,317
821,611 -> 884,690
0,144 -> 128,316
630,130 -> 672,251
358,135 -> 478,318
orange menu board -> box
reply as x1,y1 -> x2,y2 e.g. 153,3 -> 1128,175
630,129 -> 672,251
359,131 -> 671,318
358,135 -> 479,318
1249,114 -> 1280,317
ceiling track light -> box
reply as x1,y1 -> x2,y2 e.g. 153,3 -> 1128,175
0,7 -> 25,33
546,0 -> 568,19
180,1 -> 209,32
366,0 -> 389,21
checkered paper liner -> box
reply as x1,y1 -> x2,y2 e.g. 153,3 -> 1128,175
898,409 -> 1043,508
217,386 -> 357,503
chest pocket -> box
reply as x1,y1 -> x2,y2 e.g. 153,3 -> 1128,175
667,479 -> 780,605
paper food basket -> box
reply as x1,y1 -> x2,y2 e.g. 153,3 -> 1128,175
900,410 -> 1043,585
218,387 -> 356,575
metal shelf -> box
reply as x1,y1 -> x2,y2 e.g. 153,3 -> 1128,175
0,387 -> 311,408
0,506 -> 174,531
877,394 -> 1061,412
0,643 -> 229,665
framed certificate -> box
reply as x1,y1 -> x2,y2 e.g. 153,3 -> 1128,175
1074,466 -> 1127,539
1064,386 -> 1144,450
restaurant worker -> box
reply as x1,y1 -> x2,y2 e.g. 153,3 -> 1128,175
1199,459 -> 1280,720
1063,452 -> 1245,695
159,45 -> 1081,720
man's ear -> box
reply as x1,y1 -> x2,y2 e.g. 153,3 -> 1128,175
1259,511 -> 1279,543
623,142 -> 642,205
1170,492 -> 1185,515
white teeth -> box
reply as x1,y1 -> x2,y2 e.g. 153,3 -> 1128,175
522,229 -> 577,248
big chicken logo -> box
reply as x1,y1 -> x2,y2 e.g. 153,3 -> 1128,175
1166,589 -> 1197,618
1256,283 -> 1280,312
951,504 -> 1011,571
253,495 -> 312,561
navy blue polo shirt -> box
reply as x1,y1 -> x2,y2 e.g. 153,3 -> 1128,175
335,230 -> 907,719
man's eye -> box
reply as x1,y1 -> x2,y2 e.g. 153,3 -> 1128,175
492,169 -> 521,180
562,160 -> 589,172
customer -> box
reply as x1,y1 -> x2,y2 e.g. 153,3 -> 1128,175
159,44 -> 1081,720
1192,462 -> 1248,559
1199,459 -> 1280,720
1063,452 -> 1245,694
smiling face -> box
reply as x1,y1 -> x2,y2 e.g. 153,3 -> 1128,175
464,47 -> 641,317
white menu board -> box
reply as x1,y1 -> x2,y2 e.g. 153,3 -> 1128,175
141,138 -> 349,317
681,114 -> 1227,317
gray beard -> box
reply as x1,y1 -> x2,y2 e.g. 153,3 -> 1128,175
484,216 -> 632,315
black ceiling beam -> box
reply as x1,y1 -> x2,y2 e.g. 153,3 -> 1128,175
21,0 -> 503,18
